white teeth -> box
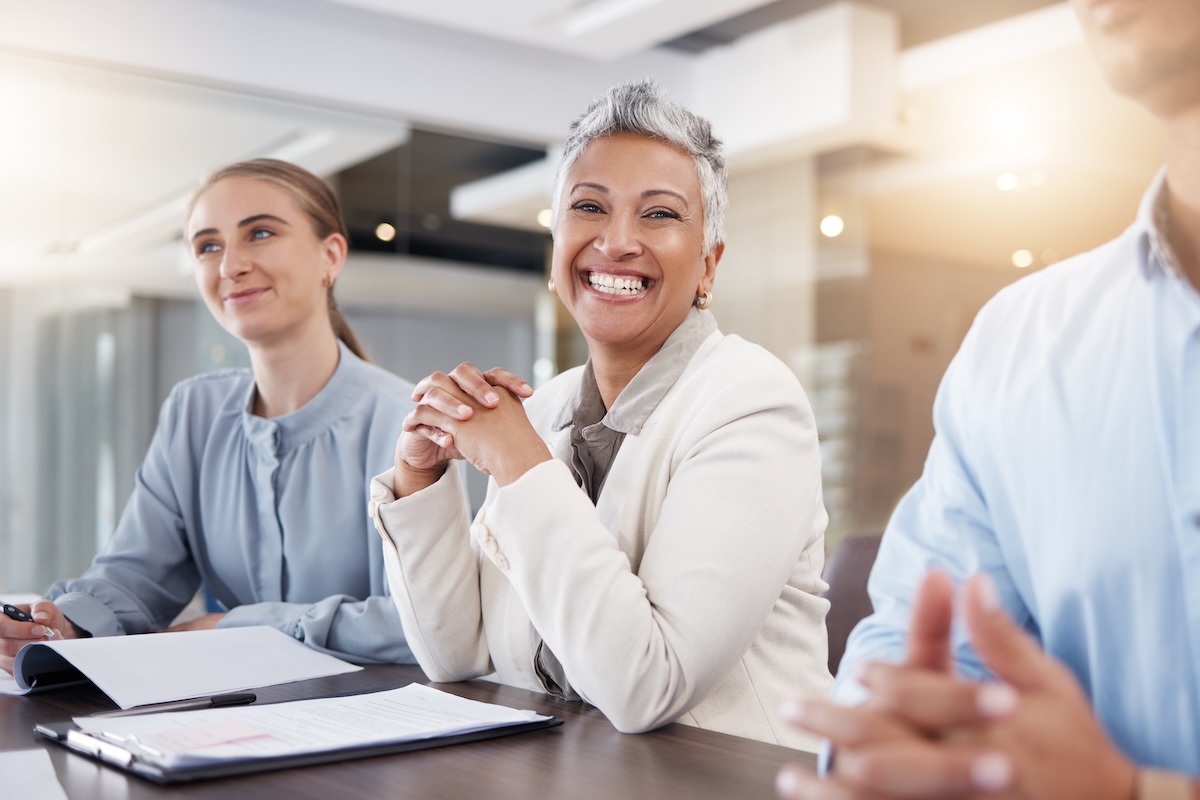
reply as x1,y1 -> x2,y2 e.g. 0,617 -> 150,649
588,273 -> 646,295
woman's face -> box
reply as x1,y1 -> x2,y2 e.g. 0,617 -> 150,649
551,133 -> 722,359
187,177 -> 344,348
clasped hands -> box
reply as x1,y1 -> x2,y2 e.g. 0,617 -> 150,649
394,362 -> 551,497
777,571 -> 1137,800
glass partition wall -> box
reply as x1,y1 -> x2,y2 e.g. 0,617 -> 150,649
0,52 -> 547,592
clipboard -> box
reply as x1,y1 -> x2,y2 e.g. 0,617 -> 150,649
34,716 -> 562,784
32,684 -> 562,784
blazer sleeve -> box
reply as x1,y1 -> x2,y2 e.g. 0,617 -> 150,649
370,464 -> 490,681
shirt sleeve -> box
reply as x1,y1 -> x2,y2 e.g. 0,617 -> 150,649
219,594 -> 414,665
834,318 -> 1034,702
46,388 -> 200,637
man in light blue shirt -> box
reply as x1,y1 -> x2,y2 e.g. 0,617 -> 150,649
777,0 -> 1200,797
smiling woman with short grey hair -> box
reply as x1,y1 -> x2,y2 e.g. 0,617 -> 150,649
371,80 -> 832,749
551,78 -> 728,254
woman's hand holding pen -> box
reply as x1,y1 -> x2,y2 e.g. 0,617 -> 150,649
394,363 -> 550,496
0,600 -> 79,674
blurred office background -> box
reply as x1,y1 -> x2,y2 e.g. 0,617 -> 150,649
0,0 -> 1160,593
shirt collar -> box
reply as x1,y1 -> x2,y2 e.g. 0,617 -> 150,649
553,307 -> 719,436
242,340 -> 358,452
1136,168 -> 1187,282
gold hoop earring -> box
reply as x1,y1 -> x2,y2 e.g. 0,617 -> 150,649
695,290 -> 713,309
547,277 -> 556,294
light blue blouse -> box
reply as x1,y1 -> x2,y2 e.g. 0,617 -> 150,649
47,342 -> 417,665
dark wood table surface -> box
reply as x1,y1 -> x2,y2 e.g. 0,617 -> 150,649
1,665 -> 816,799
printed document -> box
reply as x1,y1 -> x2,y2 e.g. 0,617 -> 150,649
73,684 -> 551,770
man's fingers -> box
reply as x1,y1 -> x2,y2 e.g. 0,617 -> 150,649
779,697 -> 912,747
962,574 -> 1061,692
859,662 -> 1017,729
836,740 -> 1014,799
905,570 -> 955,671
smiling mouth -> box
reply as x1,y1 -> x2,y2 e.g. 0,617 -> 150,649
587,272 -> 648,296
225,287 -> 268,303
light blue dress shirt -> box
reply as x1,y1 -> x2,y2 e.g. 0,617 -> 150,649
47,342 -> 417,665
838,172 -> 1200,773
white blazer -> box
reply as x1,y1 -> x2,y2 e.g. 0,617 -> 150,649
371,328 -> 832,749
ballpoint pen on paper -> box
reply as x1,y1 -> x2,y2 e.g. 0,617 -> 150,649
2,603 -> 57,639
90,692 -> 258,718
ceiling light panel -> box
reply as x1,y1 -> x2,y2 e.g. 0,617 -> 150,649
321,0 -> 779,59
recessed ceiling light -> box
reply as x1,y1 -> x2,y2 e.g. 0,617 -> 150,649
1012,249 -> 1034,268
996,173 -> 1020,192
375,222 -> 396,242
536,209 -> 553,228
986,100 -> 1031,141
820,215 -> 845,238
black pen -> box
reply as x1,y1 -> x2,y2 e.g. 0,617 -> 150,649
2,603 -> 57,639
90,692 -> 257,718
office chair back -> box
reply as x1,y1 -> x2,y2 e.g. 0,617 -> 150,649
821,532 -> 883,677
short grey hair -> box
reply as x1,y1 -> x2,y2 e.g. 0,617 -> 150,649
551,79 -> 727,254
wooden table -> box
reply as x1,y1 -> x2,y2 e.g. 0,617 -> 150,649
1,666 -> 816,798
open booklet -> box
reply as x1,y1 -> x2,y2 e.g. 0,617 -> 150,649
35,683 -> 562,784
6,626 -> 361,708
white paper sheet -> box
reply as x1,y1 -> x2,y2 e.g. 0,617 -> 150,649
14,626 -> 361,708
0,749 -> 70,800
74,684 -> 549,769
0,671 -> 24,696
